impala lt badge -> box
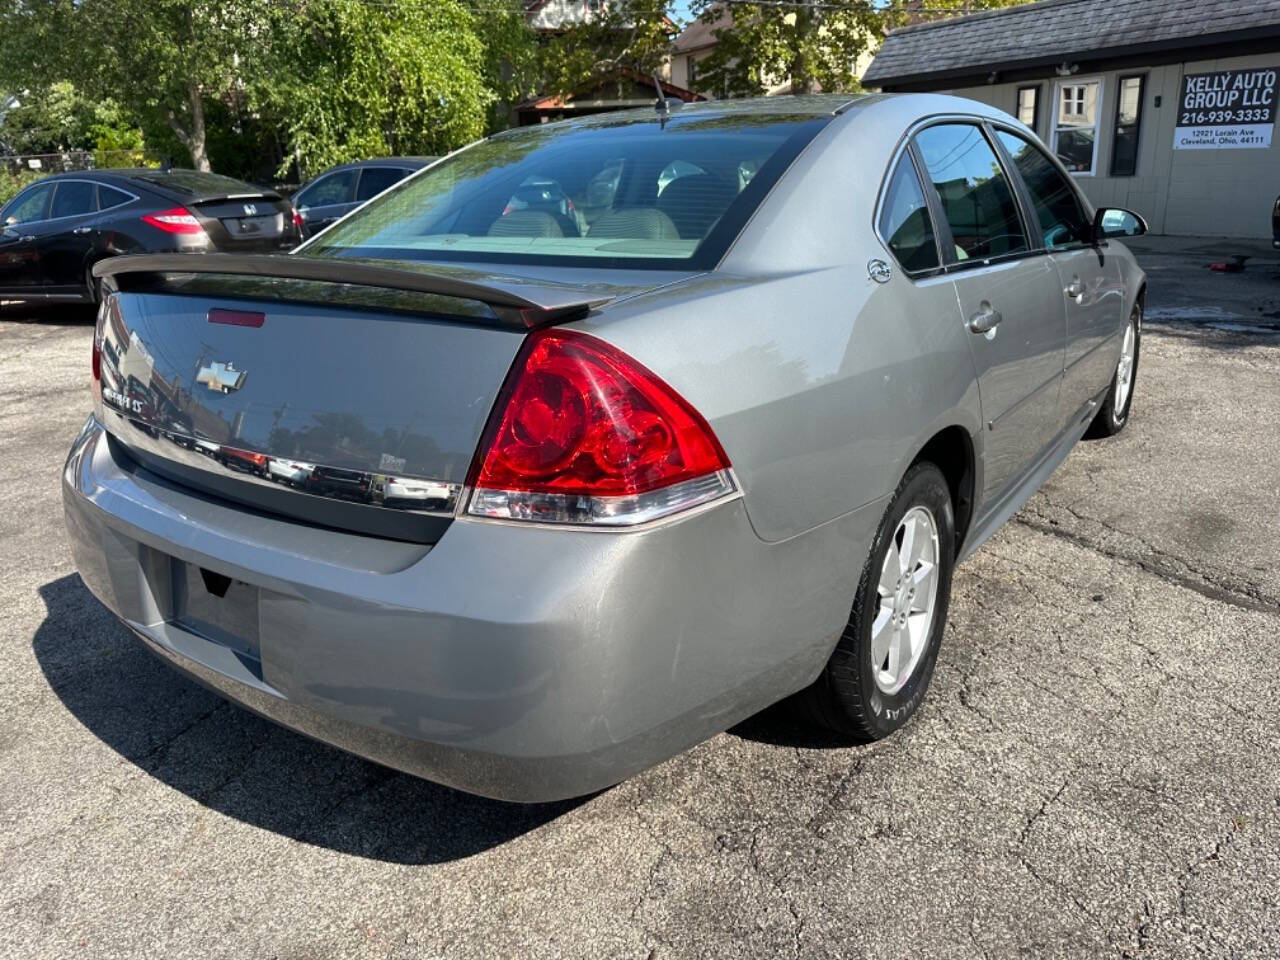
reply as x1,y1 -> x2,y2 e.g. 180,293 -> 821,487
196,361 -> 247,394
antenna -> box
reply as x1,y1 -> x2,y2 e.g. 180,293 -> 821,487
653,72 -> 668,118
653,73 -> 681,127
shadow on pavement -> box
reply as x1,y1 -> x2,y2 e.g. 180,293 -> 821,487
728,700 -> 854,750
32,573 -> 582,864
1,302 -> 96,325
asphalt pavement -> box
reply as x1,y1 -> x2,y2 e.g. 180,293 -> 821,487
2,239 -> 1278,959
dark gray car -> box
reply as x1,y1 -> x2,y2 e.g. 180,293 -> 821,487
63,94 -> 1146,801
291,157 -> 435,238
0,169 -> 301,304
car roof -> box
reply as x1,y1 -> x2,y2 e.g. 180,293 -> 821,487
491,94 -> 883,140
34,168 -> 277,199
312,157 -> 436,176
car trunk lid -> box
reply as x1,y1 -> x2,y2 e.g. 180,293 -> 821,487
91,254 -> 644,543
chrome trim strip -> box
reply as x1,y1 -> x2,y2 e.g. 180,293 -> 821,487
102,408 -> 462,518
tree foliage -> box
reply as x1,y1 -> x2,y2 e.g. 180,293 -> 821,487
880,0 -> 1037,29
537,0 -> 676,100
686,0 -> 1038,99
0,0 -> 261,170
686,0 -> 879,97
0,0 -> 534,176
0,81 -> 143,156
253,0 -> 506,178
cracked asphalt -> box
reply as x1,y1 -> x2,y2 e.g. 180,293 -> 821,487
3,239 -> 1279,959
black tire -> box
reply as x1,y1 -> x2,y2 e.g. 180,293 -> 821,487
795,461 -> 956,740
1084,304 -> 1141,439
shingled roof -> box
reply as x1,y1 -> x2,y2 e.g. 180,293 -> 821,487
864,0 -> 1280,88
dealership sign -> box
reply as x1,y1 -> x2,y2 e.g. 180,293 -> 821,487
1173,67 -> 1277,149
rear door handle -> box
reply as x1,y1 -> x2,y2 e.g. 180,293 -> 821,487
72,226 -> 93,235
967,302 -> 1002,334
1065,277 -> 1084,298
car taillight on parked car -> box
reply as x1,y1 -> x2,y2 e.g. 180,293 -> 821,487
291,209 -> 305,231
140,207 -> 204,235
467,329 -> 735,526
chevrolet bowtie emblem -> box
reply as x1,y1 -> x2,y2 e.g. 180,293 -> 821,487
196,361 -> 247,394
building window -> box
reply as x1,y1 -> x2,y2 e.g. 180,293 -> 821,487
1110,75 -> 1145,177
1016,85 -> 1040,132
687,55 -> 697,92
1053,78 -> 1102,175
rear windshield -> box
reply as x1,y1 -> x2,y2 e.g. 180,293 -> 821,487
303,112 -> 829,270
131,170 -> 275,200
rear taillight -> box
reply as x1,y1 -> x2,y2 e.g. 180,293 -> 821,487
467,329 -> 735,526
291,208 -> 304,231
141,207 -> 204,235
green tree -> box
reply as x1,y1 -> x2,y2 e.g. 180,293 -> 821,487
0,81 -> 141,155
0,0 -> 261,171
537,0 -> 677,101
686,0 -> 1037,99
254,0 -> 512,177
0,0 -> 529,176
687,0 -> 881,98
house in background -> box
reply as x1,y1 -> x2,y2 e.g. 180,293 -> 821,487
515,0 -> 703,124
862,0 -> 1280,238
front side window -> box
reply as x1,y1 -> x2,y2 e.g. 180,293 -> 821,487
1017,86 -> 1040,132
1110,75 -> 1145,177
3,183 -> 54,225
305,114 -> 829,270
914,123 -> 1028,262
295,170 -> 357,209
878,154 -> 939,273
51,180 -> 96,219
1053,79 -> 1101,174
996,130 -> 1090,250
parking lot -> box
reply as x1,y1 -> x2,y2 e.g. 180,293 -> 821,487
2,238 -> 1278,960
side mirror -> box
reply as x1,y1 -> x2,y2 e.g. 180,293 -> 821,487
1093,207 -> 1147,241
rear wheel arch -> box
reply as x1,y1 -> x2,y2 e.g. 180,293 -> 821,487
909,425 -> 977,558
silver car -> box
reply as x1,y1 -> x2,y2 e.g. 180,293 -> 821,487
63,94 -> 1146,802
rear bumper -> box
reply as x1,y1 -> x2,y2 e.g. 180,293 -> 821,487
63,417 -> 881,801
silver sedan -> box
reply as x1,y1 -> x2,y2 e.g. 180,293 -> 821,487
63,93 -> 1146,801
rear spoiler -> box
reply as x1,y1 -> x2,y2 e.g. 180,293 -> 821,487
93,253 -> 615,328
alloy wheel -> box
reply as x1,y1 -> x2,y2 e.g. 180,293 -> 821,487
872,505 -> 940,695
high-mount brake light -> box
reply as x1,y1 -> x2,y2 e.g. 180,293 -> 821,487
141,207 -> 204,235
467,329 -> 735,526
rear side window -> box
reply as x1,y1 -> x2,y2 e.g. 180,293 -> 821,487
356,167 -> 408,202
995,130 -> 1090,250
4,183 -> 53,225
915,124 -> 1028,261
296,170 -> 356,208
878,155 -> 939,273
97,185 -> 133,211
51,181 -> 96,218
